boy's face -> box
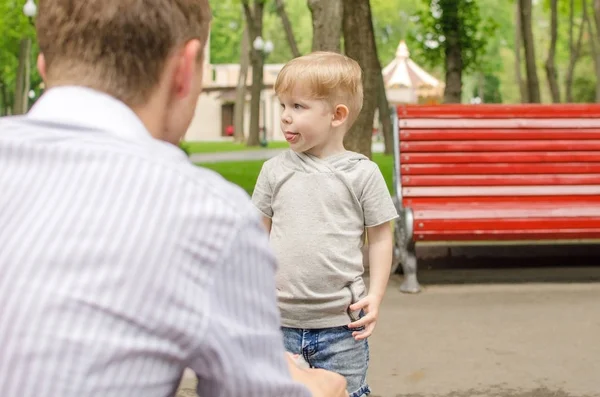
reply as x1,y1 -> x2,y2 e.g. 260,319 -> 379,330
278,88 -> 337,154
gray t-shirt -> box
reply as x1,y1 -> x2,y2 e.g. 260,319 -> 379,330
252,150 -> 399,328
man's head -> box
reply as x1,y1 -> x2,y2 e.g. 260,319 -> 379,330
274,52 -> 363,156
36,0 -> 212,144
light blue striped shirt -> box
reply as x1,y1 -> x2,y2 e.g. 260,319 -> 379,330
0,87 -> 310,397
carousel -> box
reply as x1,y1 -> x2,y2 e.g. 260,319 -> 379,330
382,41 -> 445,105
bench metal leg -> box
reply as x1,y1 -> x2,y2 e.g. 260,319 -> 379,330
394,214 -> 421,293
399,241 -> 421,293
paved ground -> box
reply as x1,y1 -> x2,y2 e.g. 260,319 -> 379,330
189,148 -> 287,163
189,142 -> 386,163
176,266 -> 600,397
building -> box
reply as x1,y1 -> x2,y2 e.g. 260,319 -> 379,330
185,62 -> 286,142
185,40 -> 444,142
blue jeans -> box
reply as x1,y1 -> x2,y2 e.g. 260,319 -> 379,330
282,326 -> 371,397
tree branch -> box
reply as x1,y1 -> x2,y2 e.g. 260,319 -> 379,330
241,0 -> 257,39
275,0 -> 301,58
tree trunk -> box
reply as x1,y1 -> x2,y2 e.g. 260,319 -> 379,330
275,0 -> 301,58
592,0 -> 600,102
514,1 -> 528,103
2,82 -> 11,116
0,79 -> 6,116
545,0 -> 561,103
594,0 -> 600,37
441,0 -> 462,103
478,71 -> 485,102
342,0 -> 378,158
519,0 -> 541,103
565,0 -> 586,103
588,10 -> 600,101
308,0 -> 343,52
13,38 -> 32,115
242,0 -> 265,146
377,72 -> 393,156
234,27 -> 250,142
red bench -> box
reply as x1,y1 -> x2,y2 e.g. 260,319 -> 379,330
391,104 -> 600,293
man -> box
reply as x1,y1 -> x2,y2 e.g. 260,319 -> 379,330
0,1 -> 347,396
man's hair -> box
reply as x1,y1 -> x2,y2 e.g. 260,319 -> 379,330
36,0 -> 212,106
274,51 -> 363,126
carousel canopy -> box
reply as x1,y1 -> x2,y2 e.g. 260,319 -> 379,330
382,41 -> 441,90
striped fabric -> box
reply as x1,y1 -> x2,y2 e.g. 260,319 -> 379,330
0,87 -> 310,397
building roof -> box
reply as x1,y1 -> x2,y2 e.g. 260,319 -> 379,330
382,41 -> 441,89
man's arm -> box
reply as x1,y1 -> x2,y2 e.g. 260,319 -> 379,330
286,354 -> 349,397
262,216 -> 272,234
189,209 -> 345,396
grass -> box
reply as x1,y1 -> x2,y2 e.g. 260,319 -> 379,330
181,140 -> 289,154
197,153 -> 395,196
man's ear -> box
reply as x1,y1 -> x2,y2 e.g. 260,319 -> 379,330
172,39 -> 202,99
37,53 -> 47,81
332,104 -> 350,127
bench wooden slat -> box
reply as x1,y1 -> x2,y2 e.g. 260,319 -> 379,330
400,118 -> 600,129
407,198 -> 600,219
416,217 -> 600,231
400,129 -> 600,141
402,174 -> 600,187
403,195 -> 600,205
415,229 -> 600,241
398,104 -> 600,118
401,140 -> 600,153
401,151 -> 600,164
401,163 -> 600,175
402,185 -> 600,197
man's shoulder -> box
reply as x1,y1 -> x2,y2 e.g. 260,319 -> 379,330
2,117 -> 254,222
137,152 -> 255,222
179,163 -> 252,210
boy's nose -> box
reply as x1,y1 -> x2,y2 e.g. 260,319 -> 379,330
281,111 -> 292,124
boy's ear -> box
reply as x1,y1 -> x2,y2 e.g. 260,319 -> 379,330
37,53 -> 47,82
332,104 -> 349,127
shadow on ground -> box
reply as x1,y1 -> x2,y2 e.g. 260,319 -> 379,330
401,244 -> 600,286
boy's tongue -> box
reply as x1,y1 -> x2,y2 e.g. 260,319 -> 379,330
285,132 -> 299,142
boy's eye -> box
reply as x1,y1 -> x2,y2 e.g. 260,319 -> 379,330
294,104 -> 303,109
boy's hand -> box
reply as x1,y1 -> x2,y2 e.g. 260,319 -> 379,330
347,294 -> 382,340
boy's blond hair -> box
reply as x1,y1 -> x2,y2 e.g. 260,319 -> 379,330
274,52 -> 363,126
36,0 -> 212,107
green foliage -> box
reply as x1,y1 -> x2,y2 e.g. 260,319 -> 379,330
0,0 -> 40,114
409,0 -> 497,73
572,75 -> 596,103
3,0 -> 599,106
262,0 -> 312,63
208,0 -> 244,64
208,0 -> 312,65
370,0 -> 420,65
472,74 -> 503,103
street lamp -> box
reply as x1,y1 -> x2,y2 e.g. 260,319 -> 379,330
23,0 -> 37,17
252,36 -> 274,147
253,36 -> 274,56
14,0 -> 36,115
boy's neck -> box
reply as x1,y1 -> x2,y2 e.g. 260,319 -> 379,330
305,137 -> 346,159
306,129 -> 346,159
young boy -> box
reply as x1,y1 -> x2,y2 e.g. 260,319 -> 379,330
252,52 -> 399,397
